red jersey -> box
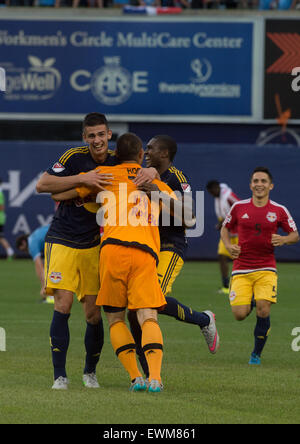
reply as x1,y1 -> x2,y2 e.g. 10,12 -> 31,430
223,198 -> 297,274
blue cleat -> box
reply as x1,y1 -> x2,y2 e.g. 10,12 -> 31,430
129,377 -> 147,392
148,379 -> 164,393
248,353 -> 261,365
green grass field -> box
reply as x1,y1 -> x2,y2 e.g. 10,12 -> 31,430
0,259 -> 300,425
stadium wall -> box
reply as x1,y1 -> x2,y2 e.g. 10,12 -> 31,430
1,10 -> 300,260
1,140 -> 300,261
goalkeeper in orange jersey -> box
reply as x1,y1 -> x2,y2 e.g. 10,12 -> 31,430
52,132 -> 179,392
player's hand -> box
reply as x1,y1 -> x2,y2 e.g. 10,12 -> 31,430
229,244 -> 241,259
80,170 -> 113,191
137,182 -> 160,197
133,167 -> 160,186
40,287 -> 47,296
271,234 -> 285,247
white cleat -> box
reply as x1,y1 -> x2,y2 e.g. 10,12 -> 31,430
201,310 -> 220,354
52,376 -> 69,390
83,372 -> 100,388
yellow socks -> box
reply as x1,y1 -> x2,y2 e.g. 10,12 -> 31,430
141,319 -> 163,382
110,321 -> 141,381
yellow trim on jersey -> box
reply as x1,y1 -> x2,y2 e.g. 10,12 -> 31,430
59,146 -> 89,165
168,166 -> 187,183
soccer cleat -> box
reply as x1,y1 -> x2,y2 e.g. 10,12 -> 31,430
129,377 -> 147,392
52,376 -> 69,390
83,372 -> 100,388
201,310 -> 220,354
218,287 -> 229,295
46,296 -> 55,304
248,353 -> 261,365
148,379 -> 163,393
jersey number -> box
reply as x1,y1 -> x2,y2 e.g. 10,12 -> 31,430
255,223 -> 262,236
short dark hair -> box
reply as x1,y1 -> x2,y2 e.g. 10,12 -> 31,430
82,112 -> 108,131
206,180 -> 220,191
152,135 -> 177,161
116,132 -> 143,162
251,166 -> 273,183
16,234 -> 29,251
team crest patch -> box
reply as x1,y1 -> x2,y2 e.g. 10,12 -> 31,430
52,162 -> 65,173
181,183 -> 191,193
229,290 -> 236,302
266,212 -> 277,223
49,272 -> 62,284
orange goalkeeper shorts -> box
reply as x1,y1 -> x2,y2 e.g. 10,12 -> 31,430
97,244 -> 166,311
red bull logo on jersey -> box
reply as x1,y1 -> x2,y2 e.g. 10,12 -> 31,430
266,212 -> 277,223
49,271 -> 62,284
229,290 -> 236,302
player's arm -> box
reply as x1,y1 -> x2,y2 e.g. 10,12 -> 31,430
215,219 -> 224,231
220,225 -> 241,259
36,170 -> 111,194
158,181 -> 195,229
52,189 -> 79,202
271,231 -> 300,246
167,190 -> 195,228
52,167 -> 113,201
272,208 -> 300,246
33,255 -> 45,296
138,181 -> 195,228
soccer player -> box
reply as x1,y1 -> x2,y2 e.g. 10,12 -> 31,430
221,166 -> 299,365
0,178 -> 14,260
36,113 -> 157,390
206,180 -> 240,295
16,225 -> 54,303
54,133 -> 172,393
36,113 -> 117,390
128,135 -> 219,379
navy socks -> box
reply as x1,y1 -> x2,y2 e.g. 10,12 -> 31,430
160,296 -> 210,328
50,310 -> 70,380
84,320 -> 104,375
222,277 -> 230,288
253,316 -> 271,357
50,312 -> 104,380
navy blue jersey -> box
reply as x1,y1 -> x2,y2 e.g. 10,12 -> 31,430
46,146 -> 117,249
159,166 -> 192,260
